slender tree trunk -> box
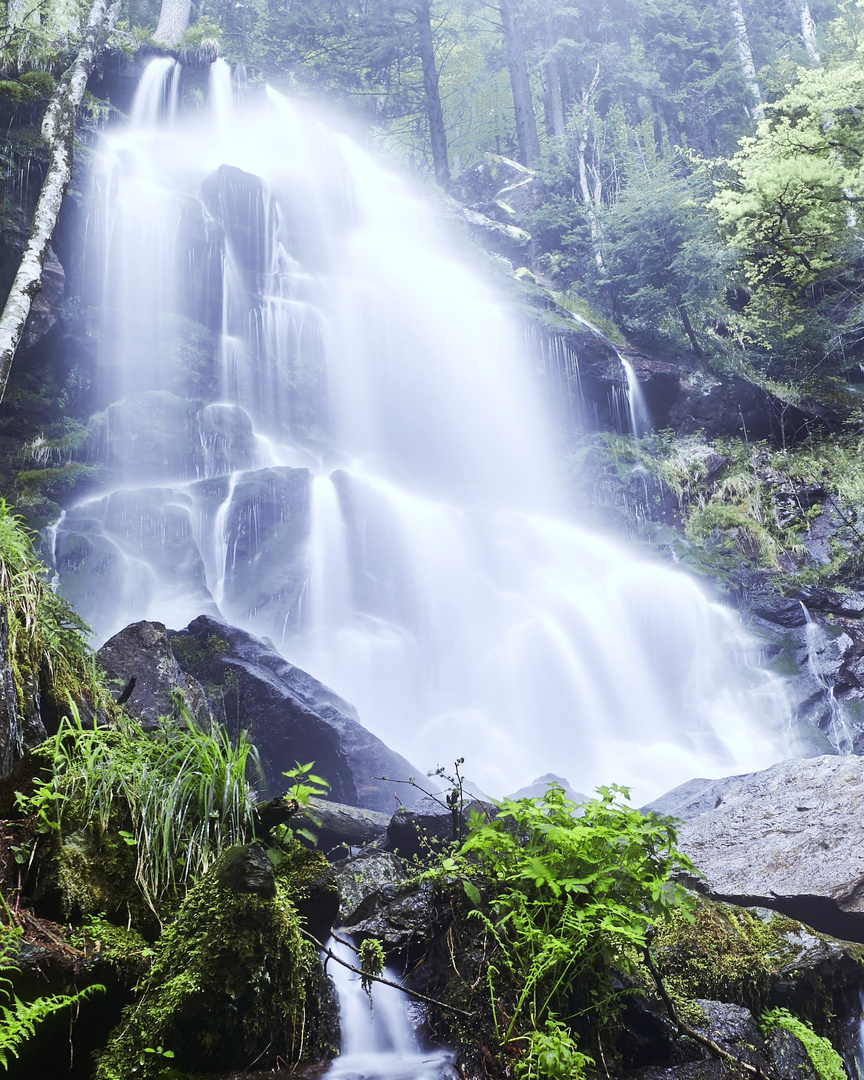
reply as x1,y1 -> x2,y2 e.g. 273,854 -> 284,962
677,304 -> 703,358
414,0 -> 450,189
154,0 -> 191,45
499,0 -> 541,166
576,65 -> 605,273
727,0 -> 764,120
540,19 -> 565,138
0,0 -> 120,405
799,2 -> 820,63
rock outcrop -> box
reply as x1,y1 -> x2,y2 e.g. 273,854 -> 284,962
167,614 -> 420,811
647,755 -> 864,941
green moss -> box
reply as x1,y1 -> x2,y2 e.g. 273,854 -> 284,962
70,915 -> 154,975
206,634 -> 230,654
54,828 -> 141,922
167,633 -> 205,672
0,80 -> 37,102
18,70 -> 56,97
761,1008 -> 846,1080
652,896 -> 796,1011
94,843 -> 336,1079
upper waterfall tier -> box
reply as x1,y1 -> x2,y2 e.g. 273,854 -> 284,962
52,58 -> 789,802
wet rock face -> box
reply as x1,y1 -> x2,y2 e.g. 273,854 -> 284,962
167,614 -> 420,810
97,620 -> 210,727
647,755 -> 864,941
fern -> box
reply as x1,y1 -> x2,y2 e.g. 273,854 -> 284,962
0,925 -> 104,1067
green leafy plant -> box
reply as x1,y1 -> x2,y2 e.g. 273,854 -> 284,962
760,1008 -> 846,1080
278,761 -> 330,846
428,782 -> 695,1079
22,702 -> 261,911
0,924 -> 104,1068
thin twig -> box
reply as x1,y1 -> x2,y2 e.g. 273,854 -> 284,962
642,943 -> 777,1080
302,929 -> 475,1020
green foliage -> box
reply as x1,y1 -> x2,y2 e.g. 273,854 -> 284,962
0,499 -> 111,724
18,70 -> 56,97
94,842 -> 334,1078
0,924 -> 104,1069
428,782 -> 694,1077
26,703 -> 260,912
761,1008 -> 847,1080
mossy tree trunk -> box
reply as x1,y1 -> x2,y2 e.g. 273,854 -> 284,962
0,0 -> 120,405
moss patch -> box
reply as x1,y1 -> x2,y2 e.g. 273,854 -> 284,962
94,843 -> 337,1079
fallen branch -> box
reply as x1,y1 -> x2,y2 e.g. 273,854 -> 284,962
642,941 -> 777,1080
302,929 -> 475,1020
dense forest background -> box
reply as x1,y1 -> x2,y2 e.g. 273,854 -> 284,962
110,0 -> 864,404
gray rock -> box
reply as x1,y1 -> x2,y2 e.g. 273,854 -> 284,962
507,772 -> 588,803
662,755 -> 864,940
169,614 -> 421,811
341,879 -> 433,948
332,848 -> 408,925
385,794 -> 495,860
97,620 -> 210,728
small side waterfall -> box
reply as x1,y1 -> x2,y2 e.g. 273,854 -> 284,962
800,602 -> 854,753
324,939 -> 453,1079
51,59 -> 793,803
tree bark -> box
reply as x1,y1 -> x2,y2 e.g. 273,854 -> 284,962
154,0 -> 191,45
576,64 -> 605,273
799,2 -> 820,63
727,0 -> 764,120
0,0 -> 120,405
414,0 -> 450,189
540,19 -> 565,138
499,0 -> 541,166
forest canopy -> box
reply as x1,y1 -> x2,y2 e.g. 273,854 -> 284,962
3,0 -> 864,390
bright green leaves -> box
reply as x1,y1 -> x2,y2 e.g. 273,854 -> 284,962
710,52 -> 864,356
428,780 -> 694,1080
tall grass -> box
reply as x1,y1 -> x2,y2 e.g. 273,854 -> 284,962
0,498 -> 111,722
42,704 -> 261,910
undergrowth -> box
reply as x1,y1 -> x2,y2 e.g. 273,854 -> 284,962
0,499 -> 112,726
425,782 -> 695,1080
24,703 -> 261,912
0,922 -> 103,1069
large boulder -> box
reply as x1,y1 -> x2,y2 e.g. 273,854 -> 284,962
96,620 -> 210,727
168,614 -> 421,811
646,755 -> 864,941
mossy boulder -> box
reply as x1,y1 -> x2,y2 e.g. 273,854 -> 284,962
94,841 -> 338,1078
651,894 -> 864,1033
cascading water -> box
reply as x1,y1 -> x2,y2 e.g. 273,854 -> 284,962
52,59 -> 792,802
323,939 -> 453,1079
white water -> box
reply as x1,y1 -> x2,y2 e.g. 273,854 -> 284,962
52,59 -> 791,803
324,939 -> 453,1079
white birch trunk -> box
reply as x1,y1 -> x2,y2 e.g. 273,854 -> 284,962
727,0 -> 765,121
800,2 -> 820,63
0,0 -> 120,404
576,65 -> 605,273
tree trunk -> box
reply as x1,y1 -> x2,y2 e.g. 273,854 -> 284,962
799,2 -> 820,63
576,65 -> 605,273
154,0 -> 192,46
414,0 -> 450,189
727,0 -> 764,121
499,0 -> 541,166
0,0 -> 120,405
540,19 -> 565,139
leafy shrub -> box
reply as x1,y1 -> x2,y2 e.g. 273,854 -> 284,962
18,70 -> 56,97
428,783 -> 694,1079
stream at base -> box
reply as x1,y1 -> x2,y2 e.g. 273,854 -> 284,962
322,940 -> 454,1080
51,58 -> 793,804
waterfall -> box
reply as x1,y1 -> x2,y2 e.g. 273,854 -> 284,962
52,59 -> 792,803
323,939 -> 453,1079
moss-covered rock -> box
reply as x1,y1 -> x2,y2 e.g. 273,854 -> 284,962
94,841 -> 338,1079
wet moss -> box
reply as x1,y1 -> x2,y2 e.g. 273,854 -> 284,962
94,843 -> 338,1079
652,897 -> 799,1013
53,828 -> 142,922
